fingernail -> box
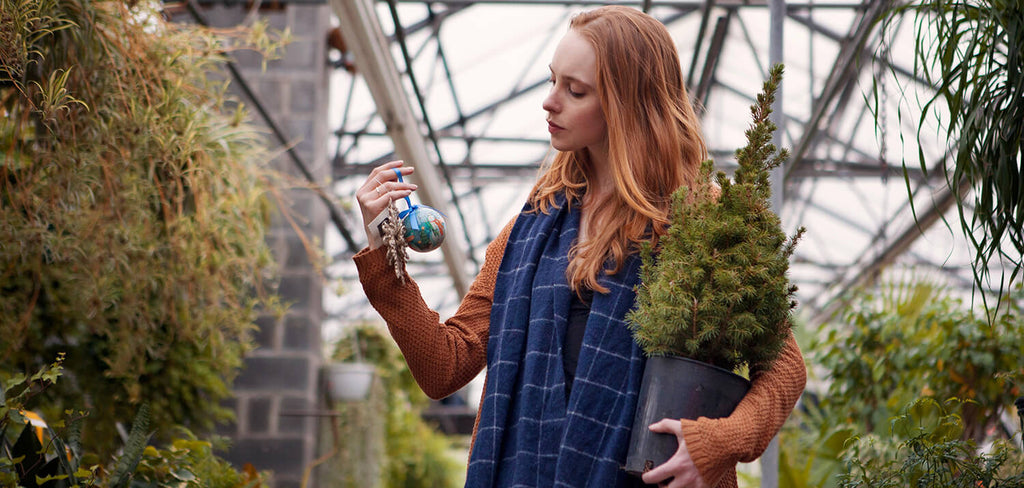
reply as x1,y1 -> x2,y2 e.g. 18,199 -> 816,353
412,184 -> 418,189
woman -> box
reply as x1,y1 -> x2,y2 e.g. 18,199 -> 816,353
354,6 -> 806,487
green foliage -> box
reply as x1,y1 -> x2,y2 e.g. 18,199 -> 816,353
874,1 -> 1024,315
1,360 -> 267,488
839,398 -> 1024,488
0,0 -> 287,453
627,64 -> 804,372
779,280 -> 1024,488
108,405 -> 151,488
326,324 -> 463,488
814,281 -> 1024,441
778,399 -> 855,488
131,433 -> 265,488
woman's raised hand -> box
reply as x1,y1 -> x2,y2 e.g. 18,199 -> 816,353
356,160 -> 417,249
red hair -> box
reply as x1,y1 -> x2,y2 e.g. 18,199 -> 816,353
530,5 -> 707,292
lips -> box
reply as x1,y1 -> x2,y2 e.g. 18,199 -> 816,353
547,121 -> 565,133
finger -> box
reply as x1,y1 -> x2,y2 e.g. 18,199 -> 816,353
370,160 -> 415,185
648,418 -> 684,437
641,457 -> 679,485
369,187 -> 415,206
358,165 -> 416,203
374,180 -> 419,198
361,160 -> 405,192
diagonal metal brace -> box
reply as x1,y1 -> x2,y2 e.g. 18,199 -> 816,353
331,0 -> 471,297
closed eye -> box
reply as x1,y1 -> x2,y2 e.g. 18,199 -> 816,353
548,73 -> 586,98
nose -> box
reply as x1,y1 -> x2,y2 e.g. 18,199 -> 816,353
542,86 -> 559,113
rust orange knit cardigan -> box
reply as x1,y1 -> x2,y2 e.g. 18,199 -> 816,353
355,219 -> 806,488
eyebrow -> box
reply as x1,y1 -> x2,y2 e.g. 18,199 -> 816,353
548,65 -> 595,89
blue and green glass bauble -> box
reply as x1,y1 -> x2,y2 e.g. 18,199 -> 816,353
400,204 -> 446,252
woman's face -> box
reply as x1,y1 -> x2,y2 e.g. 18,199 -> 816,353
543,30 -> 607,156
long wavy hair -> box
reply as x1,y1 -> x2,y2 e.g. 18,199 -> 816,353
530,5 -> 707,292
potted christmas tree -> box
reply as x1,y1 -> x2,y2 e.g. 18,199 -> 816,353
624,64 -> 804,474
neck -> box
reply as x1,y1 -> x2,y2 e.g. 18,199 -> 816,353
584,143 -> 614,201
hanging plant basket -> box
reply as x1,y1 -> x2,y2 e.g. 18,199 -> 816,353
326,362 -> 376,402
624,355 -> 750,476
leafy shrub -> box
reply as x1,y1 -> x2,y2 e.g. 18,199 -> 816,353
839,398 -> 1024,488
1,0 -> 287,453
779,281 -> 1024,487
1,357 -> 267,488
815,282 -> 1024,441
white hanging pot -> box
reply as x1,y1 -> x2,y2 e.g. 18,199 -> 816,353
326,362 -> 376,402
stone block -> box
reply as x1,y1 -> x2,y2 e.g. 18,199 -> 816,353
285,118 -> 316,166
247,397 -> 272,434
224,438 -> 306,478
256,78 -> 285,116
278,274 -> 312,310
283,315 -> 316,350
235,356 -> 311,391
263,9 -> 289,32
231,49 -> 266,70
288,80 -> 317,115
281,37 -> 317,70
198,5 -> 247,27
253,314 -> 279,349
278,396 -> 312,434
291,7 -> 324,37
285,233 -> 312,268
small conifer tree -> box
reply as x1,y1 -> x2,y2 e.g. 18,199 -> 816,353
627,64 -> 805,373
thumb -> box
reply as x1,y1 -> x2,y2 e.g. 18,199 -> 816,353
648,418 -> 681,435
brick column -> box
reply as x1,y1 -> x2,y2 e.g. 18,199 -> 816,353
186,5 -> 331,487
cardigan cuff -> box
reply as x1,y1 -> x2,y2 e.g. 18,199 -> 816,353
680,418 -> 732,487
353,245 -> 413,298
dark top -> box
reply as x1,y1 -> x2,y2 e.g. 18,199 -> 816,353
564,287 -> 593,400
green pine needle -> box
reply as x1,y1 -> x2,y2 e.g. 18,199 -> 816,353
628,64 -> 806,373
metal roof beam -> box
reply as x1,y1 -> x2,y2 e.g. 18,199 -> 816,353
785,0 -> 893,184
687,0 -> 717,88
787,11 -> 930,88
332,0 -> 472,297
807,158 -> 969,327
694,10 -> 733,107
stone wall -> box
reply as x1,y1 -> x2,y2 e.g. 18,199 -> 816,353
178,4 -> 331,487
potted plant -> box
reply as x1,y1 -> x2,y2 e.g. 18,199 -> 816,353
326,327 -> 377,402
624,64 -> 805,474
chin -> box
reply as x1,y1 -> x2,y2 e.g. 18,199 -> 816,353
550,140 -> 578,152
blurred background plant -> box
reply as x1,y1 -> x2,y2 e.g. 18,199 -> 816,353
1,356 -> 269,487
778,280 -> 1024,487
0,0 -> 288,455
319,323 -> 464,488
839,398 -> 1024,488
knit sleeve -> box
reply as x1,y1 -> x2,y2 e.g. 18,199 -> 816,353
353,218 -> 515,400
679,332 -> 806,487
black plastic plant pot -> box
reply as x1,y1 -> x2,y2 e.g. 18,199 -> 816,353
624,355 -> 751,477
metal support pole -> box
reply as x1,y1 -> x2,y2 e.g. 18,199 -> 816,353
331,0 -> 471,297
762,1 -> 784,487
768,0 -> 785,214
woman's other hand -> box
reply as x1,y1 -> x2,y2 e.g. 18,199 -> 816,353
356,160 -> 417,249
640,418 -> 710,488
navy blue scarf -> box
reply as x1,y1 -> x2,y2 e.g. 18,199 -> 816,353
466,195 -> 647,487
